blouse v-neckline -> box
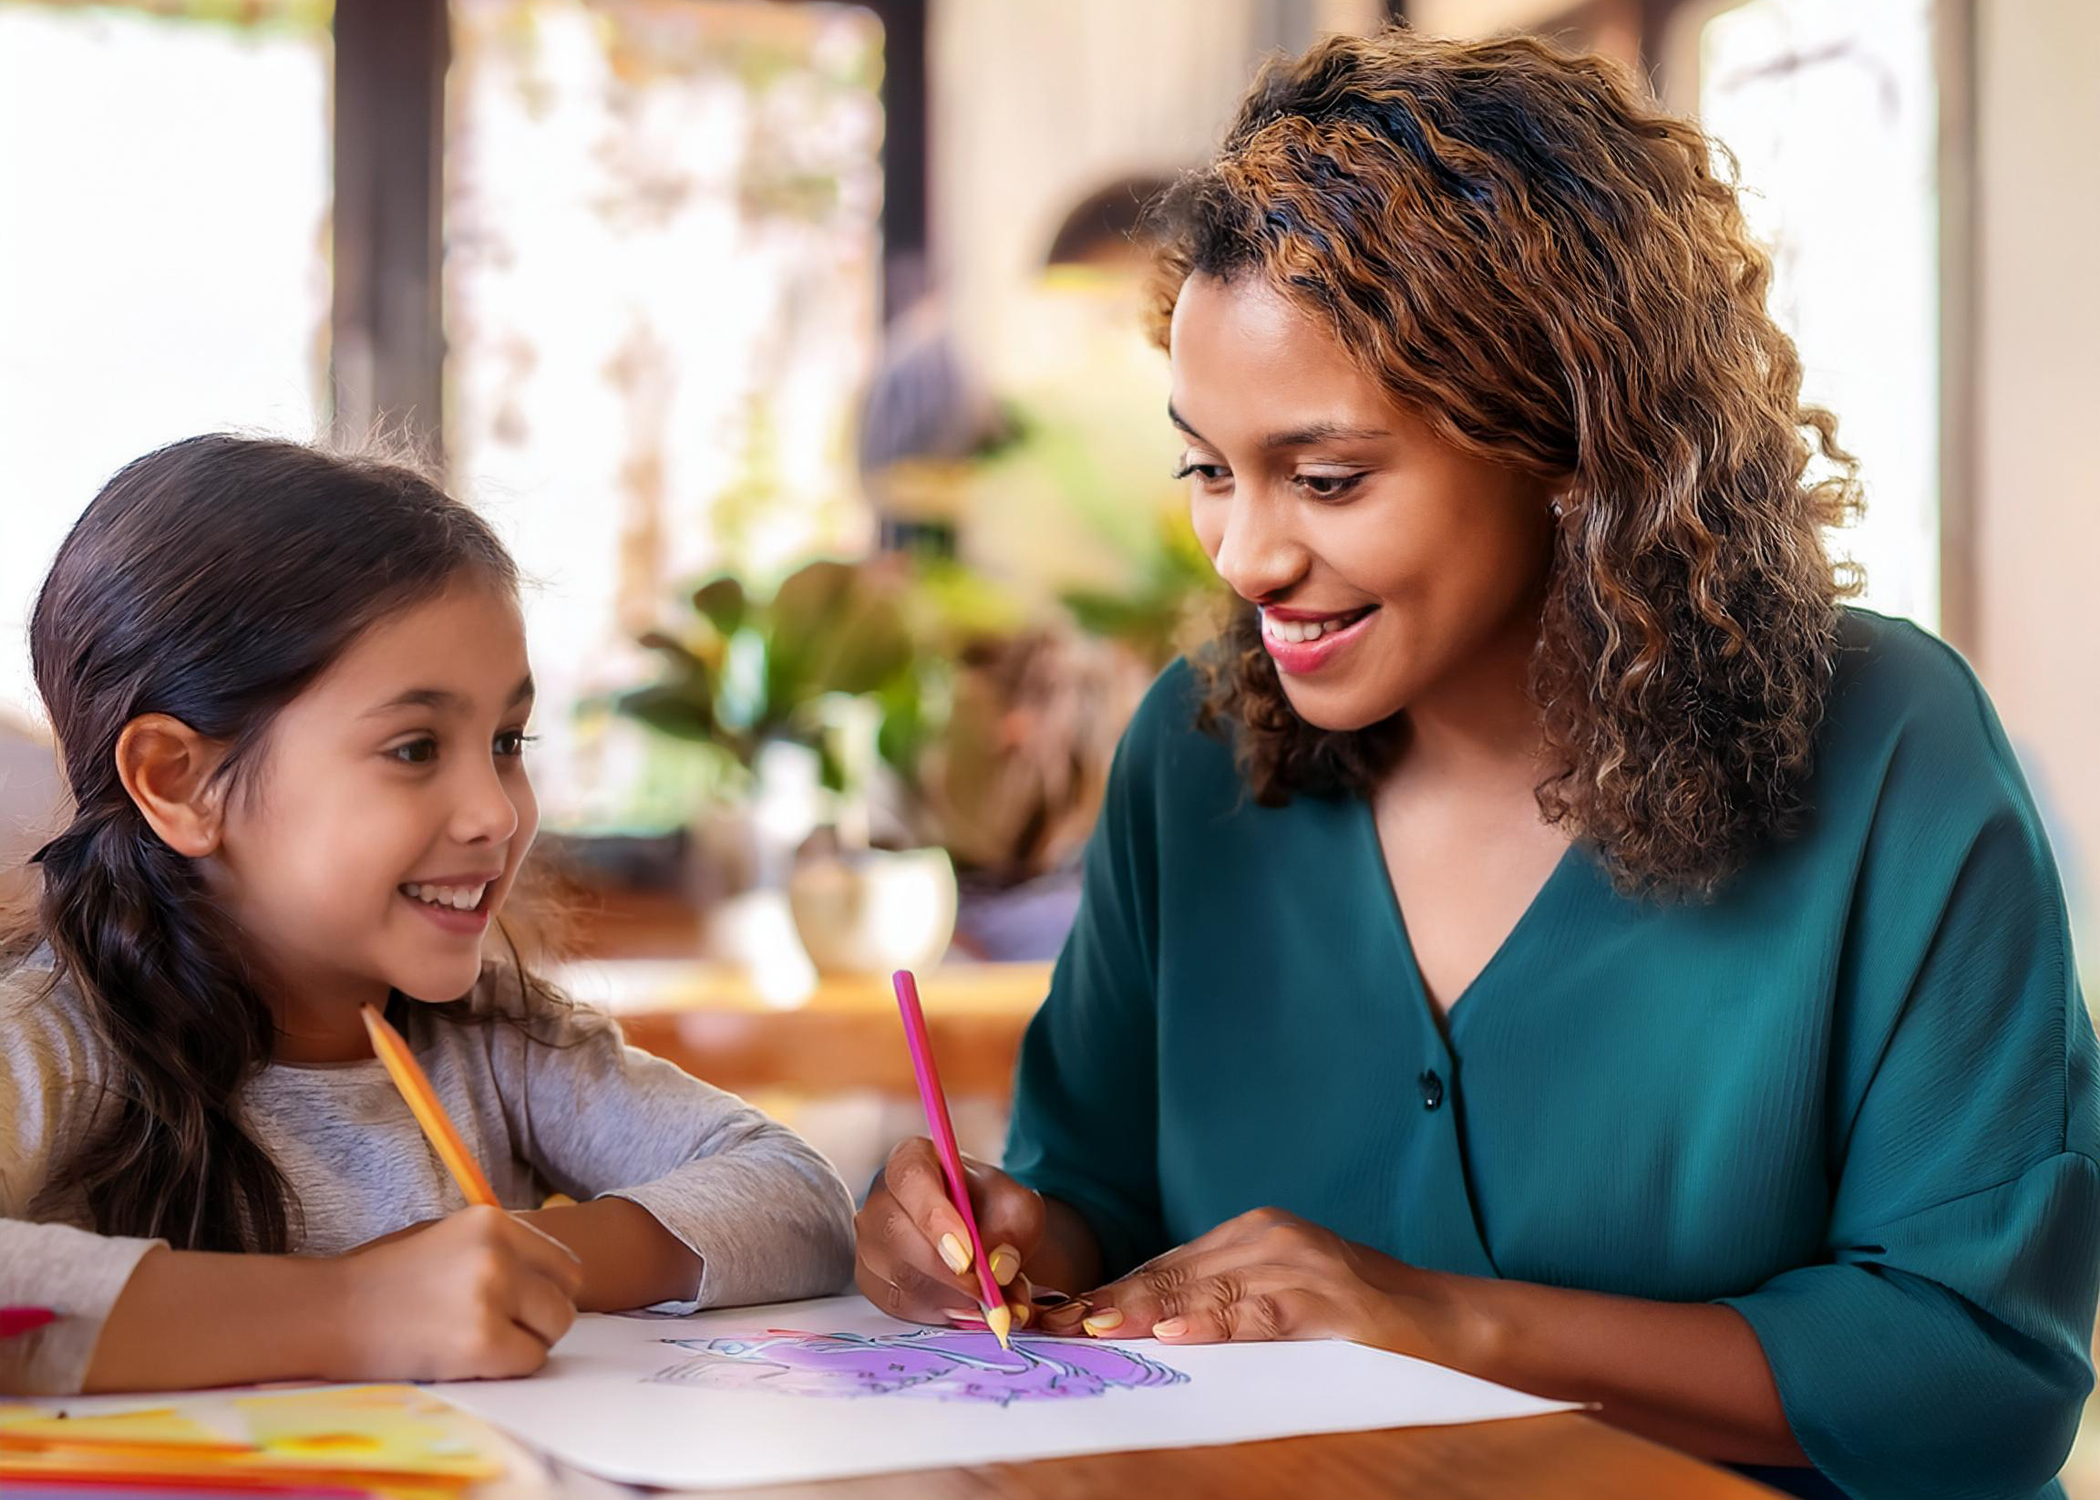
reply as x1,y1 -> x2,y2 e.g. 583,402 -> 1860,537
1350,794 -> 1582,1042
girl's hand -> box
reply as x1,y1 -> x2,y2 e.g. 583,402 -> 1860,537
855,1137 -> 1045,1327
1047,1206 -> 1453,1353
329,1204 -> 584,1380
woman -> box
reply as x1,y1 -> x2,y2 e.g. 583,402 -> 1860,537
854,30 -> 2097,1500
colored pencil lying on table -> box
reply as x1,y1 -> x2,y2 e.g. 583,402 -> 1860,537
358,1004 -> 499,1208
890,969 -> 1014,1350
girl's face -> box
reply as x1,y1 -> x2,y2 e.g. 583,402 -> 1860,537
1170,272 -> 1558,733
212,579 -> 540,1011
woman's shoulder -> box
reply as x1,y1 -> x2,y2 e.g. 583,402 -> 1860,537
1829,608 -> 1999,730
1822,609 -> 2032,781
1117,656 -> 1237,782
1820,608 -> 2033,817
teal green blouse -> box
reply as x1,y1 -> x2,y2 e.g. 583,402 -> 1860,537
1005,610 -> 2099,1500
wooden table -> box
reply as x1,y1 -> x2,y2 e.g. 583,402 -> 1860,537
552,958 -> 1052,1101
529,1413 -> 1781,1498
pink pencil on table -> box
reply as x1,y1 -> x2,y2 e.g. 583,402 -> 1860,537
891,969 -> 1015,1351
0,1306 -> 58,1338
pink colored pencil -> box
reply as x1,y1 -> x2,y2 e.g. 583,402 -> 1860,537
891,969 -> 1013,1349
0,1307 -> 58,1339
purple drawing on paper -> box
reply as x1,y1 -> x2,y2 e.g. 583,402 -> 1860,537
646,1329 -> 1189,1405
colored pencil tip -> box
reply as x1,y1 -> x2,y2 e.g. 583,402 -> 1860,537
984,1301 -> 1014,1351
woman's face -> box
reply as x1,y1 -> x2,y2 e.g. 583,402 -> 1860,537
1170,272 -> 1558,733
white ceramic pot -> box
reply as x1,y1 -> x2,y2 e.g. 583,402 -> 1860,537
788,845 -> 958,975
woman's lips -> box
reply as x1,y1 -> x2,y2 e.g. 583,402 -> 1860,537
1259,605 -> 1378,675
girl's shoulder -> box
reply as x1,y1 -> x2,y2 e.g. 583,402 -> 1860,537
0,950 -> 115,1210
0,949 -> 107,1080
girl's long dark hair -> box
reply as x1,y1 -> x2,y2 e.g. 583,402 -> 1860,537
13,435 -> 519,1252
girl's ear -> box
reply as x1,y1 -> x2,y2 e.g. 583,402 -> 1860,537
115,714 -> 232,858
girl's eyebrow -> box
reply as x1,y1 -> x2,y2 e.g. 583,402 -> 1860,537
365,673 -> 536,718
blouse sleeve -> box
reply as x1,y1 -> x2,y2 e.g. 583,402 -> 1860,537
1001,666 -> 1182,1278
1718,721 -> 2100,1499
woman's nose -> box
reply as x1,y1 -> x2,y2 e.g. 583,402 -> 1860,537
1210,490 -> 1306,603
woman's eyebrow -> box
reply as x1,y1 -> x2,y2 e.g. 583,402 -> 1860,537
1168,402 -> 1388,450
365,673 -> 536,718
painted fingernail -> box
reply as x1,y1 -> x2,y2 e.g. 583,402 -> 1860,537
989,1244 -> 1021,1286
1082,1309 -> 1124,1336
938,1232 -> 971,1274
1012,1300 -> 1032,1328
1153,1317 -> 1187,1338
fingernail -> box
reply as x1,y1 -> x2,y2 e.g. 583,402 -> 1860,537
1012,1300 -> 1032,1328
938,1232 -> 971,1274
1082,1309 -> 1124,1336
989,1244 -> 1020,1286
1153,1317 -> 1187,1338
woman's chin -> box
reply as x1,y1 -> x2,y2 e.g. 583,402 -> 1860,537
1281,681 -> 1406,735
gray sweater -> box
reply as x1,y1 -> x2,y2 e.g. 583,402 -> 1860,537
0,953 -> 856,1395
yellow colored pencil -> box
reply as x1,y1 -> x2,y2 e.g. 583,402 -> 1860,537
359,1003 -> 499,1209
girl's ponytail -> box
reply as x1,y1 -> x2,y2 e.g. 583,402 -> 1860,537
33,795 -> 290,1251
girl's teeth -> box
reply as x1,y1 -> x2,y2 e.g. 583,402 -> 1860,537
403,883 -> 487,911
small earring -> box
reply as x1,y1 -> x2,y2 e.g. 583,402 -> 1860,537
1549,496 -> 1568,518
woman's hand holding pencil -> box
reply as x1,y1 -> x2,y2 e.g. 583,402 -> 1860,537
856,1137 -> 1047,1333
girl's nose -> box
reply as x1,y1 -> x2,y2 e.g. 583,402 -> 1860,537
453,764 -> 520,846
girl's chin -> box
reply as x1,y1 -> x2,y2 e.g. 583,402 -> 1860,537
387,959 -> 487,1005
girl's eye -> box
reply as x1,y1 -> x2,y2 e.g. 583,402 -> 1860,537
1171,460 -> 1231,487
390,738 -> 438,766
1296,471 -> 1367,500
495,730 -> 536,758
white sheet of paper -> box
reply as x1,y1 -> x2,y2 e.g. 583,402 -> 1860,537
425,1295 -> 1579,1489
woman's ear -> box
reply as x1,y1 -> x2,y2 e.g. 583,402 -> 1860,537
115,714 -> 231,857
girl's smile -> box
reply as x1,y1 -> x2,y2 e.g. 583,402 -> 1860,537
398,872 -> 502,934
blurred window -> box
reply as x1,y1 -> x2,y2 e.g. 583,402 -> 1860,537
1695,0 -> 1942,627
445,0 -> 885,828
0,0 -> 332,715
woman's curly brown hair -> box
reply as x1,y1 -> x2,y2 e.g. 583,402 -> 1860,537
1148,27 -> 1861,897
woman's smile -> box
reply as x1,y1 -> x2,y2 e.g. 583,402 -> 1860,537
1258,603 -> 1380,675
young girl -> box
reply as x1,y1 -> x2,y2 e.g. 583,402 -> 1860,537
1,435 -> 855,1396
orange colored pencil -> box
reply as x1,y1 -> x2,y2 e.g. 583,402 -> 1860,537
358,1004 -> 498,1209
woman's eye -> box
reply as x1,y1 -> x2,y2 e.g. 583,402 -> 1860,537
1171,461 -> 1231,486
390,738 -> 438,766
1296,471 -> 1366,500
495,730 -> 536,758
